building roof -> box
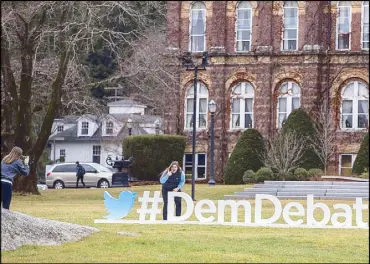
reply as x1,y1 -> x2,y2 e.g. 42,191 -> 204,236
107,99 -> 147,108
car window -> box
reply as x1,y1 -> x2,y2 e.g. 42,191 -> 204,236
91,163 -> 112,172
52,164 -> 76,172
82,164 -> 96,173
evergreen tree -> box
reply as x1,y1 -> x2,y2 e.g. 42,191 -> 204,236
224,129 -> 265,184
353,133 -> 369,175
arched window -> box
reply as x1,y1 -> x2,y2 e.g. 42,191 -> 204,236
282,1 -> 298,51
231,82 -> 254,129
236,1 -> 252,52
336,1 -> 352,50
362,1 -> 369,49
190,2 -> 206,52
185,83 -> 208,129
341,81 -> 369,129
277,81 -> 301,128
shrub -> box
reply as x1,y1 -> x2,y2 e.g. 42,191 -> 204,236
123,134 -> 186,181
360,169 -> 369,179
224,129 -> 265,184
243,170 -> 256,184
353,133 -> 369,175
282,108 -> 323,170
294,167 -> 309,181
255,167 -> 274,183
285,172 -> 298,181
308,168 -> 323,180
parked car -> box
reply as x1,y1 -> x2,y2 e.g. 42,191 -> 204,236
46,163 -> 113,189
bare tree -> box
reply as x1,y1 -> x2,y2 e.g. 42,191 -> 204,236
262,130 -> 307,179
311,102 -> 337,175
1,1 -> 166,193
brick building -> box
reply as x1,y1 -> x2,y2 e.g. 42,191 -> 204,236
164,1 -> 369,182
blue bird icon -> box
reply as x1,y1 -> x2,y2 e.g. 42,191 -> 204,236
104,191 -> 137,220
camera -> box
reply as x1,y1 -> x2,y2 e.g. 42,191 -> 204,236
106,156 -> 135,170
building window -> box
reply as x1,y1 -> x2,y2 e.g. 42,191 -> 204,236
106,121 -> 113,135
57,125 -> 64,133
362,1 -> 369,49
81,122 -> 89,135
336,1 -> 351,50
339,154 -> 356,176
282,1 -> 298,51
93,145 -> 101,164
190,2 -> 206,52
185,83 -> 208,129
277,81 -> 301,128
341,81 -> 369,129
231,82 -> 254,129
184,153 -> 207,179
236,1 -> 252,52
59,149 -> 65,162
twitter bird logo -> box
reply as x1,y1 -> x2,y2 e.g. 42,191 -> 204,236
104,191 -> 137,220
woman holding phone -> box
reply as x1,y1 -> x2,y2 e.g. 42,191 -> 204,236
1,146 -> 30,210
159,161 -> 185,220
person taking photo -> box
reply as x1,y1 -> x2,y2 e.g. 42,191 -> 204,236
160,161 -> 185,220
1,146 -> 30,210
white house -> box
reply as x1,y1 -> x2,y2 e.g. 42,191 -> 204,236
48,99 -> 162,167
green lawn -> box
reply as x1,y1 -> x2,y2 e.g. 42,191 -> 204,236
2,184 -> 369,263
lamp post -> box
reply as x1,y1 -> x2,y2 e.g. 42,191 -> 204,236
127,118 -> 133,136
183,51 -> 208,201
208,100 -> 216,186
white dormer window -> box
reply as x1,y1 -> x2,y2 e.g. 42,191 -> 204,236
81,122 -> 89,135
57,125 -> 64,133
106,121 -> 113,135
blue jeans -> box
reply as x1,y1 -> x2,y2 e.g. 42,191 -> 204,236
1,181 -> 13,210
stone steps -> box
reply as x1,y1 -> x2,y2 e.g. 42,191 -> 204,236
225,180 -> 369,201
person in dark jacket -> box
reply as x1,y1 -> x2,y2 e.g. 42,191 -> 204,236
1,146 -> 30,210
75,161 -> 86,188
160,161 -> 185,220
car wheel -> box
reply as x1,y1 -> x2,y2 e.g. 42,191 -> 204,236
98,179 -> 109,188
53,180 -> 65,189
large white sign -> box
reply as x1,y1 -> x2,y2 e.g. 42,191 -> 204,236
95,191 -> 369,229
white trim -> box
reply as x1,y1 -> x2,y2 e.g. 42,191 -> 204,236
235,1 -> 253,52
229,82 -> 255,130
189,2 -> 206,52
336,2 -> 352,51
184,83 -> 209,130
361,1 -> 369,50
183,153 -> 207,180
281,2 -> 299,51
340,81 -> 369,130
1,179 -> 13,185
338,153 -> 357,176
276,82 -> 301,129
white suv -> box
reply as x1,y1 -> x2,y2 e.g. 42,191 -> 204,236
46,163 -> 113,189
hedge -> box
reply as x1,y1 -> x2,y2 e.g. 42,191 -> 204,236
282,108 -> 323,170
224,129 -> 265,184
122,134 -> 186,181
353,133 -> 369,175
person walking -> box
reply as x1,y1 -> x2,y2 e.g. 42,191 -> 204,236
75,161 -> 86,188
1,147 -> 30,210
160,161 -> 185,220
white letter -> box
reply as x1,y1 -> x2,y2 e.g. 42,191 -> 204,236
307,195 -> 330,227
167,192 -> 194,221
255,194 -> 282,225
217,200 -> 252,223
331,204 -> 352,227
283,202 -> 305,226
353,198 -> 369,228
194,200 -> 216,222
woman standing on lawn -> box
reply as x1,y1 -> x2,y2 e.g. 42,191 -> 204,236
160,161 -> 185,220
1,146 -> 30,210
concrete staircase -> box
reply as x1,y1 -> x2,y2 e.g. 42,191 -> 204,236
224,181 -> 369,201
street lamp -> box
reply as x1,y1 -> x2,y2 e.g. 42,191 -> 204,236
208,100 -> 216,186
127,118 -> 133,136
183,51 -> 208,201
154,119 -> 160,135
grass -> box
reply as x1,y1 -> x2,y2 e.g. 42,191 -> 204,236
2,184 -> 369,263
